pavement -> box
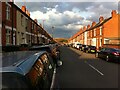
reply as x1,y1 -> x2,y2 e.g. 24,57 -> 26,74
57,46 -> 120,89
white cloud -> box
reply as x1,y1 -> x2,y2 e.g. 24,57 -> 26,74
30,11 -> 49,20
19,2 -> 118,38
30,8 -> 84,27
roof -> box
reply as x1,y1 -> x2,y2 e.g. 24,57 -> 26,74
86,17 -> 112,32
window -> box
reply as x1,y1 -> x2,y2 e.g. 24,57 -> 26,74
94,29 -> 96,36
100,27 -> 102,35
6,3 -> 11,20
21,15 -> 23,26
32,23 -> 34,30
91,30 -> 92,37
6,29 -> 11,45
104,39 -> 110,44
26,18 -> 28,30
100,38 -> 102,47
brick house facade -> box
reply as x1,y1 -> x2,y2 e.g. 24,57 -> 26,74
1,2 -> 54,47
69,10 -> 120,49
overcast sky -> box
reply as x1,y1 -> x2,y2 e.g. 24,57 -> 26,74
15,0 -> 118,38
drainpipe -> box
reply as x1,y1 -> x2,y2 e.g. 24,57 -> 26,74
11,2 -> 14,45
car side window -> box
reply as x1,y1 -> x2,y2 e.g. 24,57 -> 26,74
105,48 -> 111,52
100,48 -> 106,52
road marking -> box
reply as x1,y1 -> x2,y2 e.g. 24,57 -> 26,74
84,61 -> 104,76
50,67 -> 56,89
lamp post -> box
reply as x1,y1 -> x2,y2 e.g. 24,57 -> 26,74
42,20 -> 45,29
52,26 -> 54,38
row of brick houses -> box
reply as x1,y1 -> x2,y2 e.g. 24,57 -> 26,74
69,10 -> 120,50
0,2 -> 54,47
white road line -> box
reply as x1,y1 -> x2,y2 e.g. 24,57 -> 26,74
85,61 -> 104,76
50,67 -> 56,89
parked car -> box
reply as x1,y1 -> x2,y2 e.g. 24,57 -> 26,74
84,45 -> 96,53
0,51 -> 58,89
95,47 -> 120,62
76,44 -> 82,49
29,44 -> 61,66
81,45 -> 87,51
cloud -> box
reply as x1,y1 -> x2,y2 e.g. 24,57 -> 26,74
15,1 -> 118,38
30,8 -> 84,26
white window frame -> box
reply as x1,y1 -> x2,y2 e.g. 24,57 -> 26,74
100,27 -> 102,35
100,38 -> 102,47
6,3 -> 11,20
94,29 -> 96,36
91,30 -> 92,37
21,15 -> 24,26
6,29 -> 11,45
32,22 -> 34,30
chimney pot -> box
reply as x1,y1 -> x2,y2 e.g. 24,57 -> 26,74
99,16 -> 104,22
92,21 -> 96,27
34,19 -> 38,23
87,24 -> 90,29
21,6 -> 26,13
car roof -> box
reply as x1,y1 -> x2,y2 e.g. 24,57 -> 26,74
1,51 -> 40,67
0,51 -> 47,75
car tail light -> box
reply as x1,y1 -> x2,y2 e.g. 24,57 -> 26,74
112,52 -> 120,56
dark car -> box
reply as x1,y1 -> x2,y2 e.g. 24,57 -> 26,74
29,44 -> 61,66
95,47 -> 120,62
84,45 -> 96,53
78,44 -> 83,51
0,51 -> 58,89
81,45 -> 87,51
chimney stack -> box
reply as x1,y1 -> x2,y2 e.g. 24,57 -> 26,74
111,10 -> 117,17
83,26 -> 86,31
34,19 -> 38,23
21,6 -> 26,13
92,21 -> 96,27
99,16 -> 104,23
26,10 -> 30,16
87,24 -> 90,29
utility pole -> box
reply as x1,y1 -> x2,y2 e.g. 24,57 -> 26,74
52,26 -> 54,38
42,20 -> 45,29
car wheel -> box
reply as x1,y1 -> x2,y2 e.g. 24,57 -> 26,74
106,56 -> 109,62
95,53 -> 99,58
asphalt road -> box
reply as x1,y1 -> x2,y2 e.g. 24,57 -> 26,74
57,46 -> 120,89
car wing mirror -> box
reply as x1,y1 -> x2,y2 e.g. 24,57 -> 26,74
49,64 -> 52,69
57,60 -> 62,67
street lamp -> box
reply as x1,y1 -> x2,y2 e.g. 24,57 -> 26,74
52,26 -> 54,38
42,20 -> 45,29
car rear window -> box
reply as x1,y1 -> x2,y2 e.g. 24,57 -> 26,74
91,46 -> 96,49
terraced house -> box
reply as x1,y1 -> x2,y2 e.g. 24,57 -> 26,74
69,10 -> 120,50
1,2 -> 54,47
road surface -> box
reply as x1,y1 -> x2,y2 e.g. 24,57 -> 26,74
57,46 -> 119,89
